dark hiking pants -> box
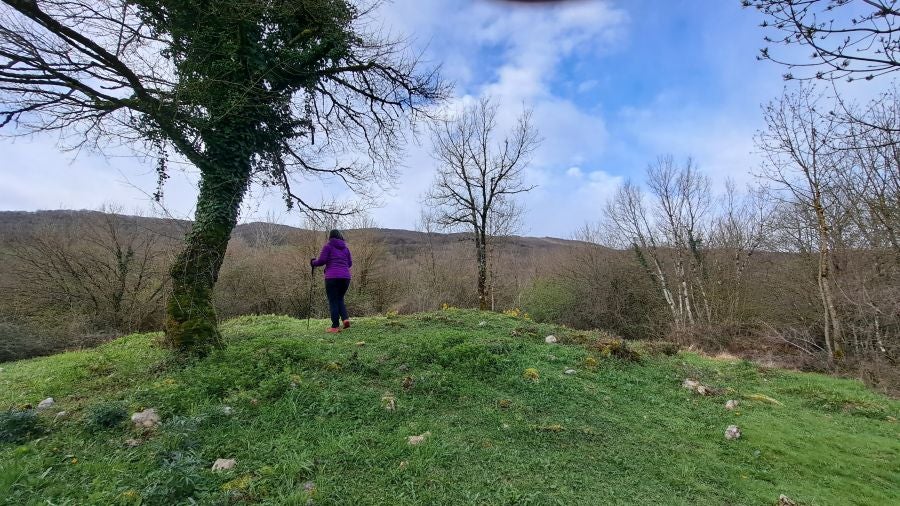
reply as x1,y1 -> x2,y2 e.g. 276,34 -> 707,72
325,278 -> 351,328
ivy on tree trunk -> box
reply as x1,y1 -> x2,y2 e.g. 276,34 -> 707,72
166,139 -> 252,352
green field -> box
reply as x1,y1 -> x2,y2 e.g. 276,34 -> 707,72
1,310 -> 897,505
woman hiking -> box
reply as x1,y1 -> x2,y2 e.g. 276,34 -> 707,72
310,229 -> 353,333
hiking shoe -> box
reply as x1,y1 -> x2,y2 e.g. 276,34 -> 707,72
326,327 -> 341,334
343,319 -> 351,329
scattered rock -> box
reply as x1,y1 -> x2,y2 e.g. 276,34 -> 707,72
54,411 -> 68,420
682,378 -> 715,396
211,458 -> 237,471
724,425 -> 741,440
398,364 -> 409,372
407,431 -> 430,445
37,398 -> 55,410
303,480 -> 316,492
564,369 -> 577,375
221,406 -> 235,416
398,460 -> 408,469
355,341 -> 366,347
381,393 -> 397,412
544,335 -> 558,344
125,438 -> 142,448
725,399 -> 739,410
778,494 -> 797,506
478,321 -> 487,327
131,408 -> 160,428
502,423 -> 510,429
682,378 -> 700,390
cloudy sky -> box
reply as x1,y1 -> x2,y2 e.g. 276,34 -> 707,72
0,0 -> 881,237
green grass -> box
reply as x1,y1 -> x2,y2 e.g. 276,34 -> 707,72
0,310 -> 897,505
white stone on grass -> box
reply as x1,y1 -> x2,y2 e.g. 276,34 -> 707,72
544,335 -> 558,344
211,458 -> 237,471
682,378 -> 712,396
37,398 -> 55,410
221,406 -> 234,416
564,369 -> 577,375
725,399 -> 739,410
724,425 -> 741,440
778,494 -> 797,506
407,431 -> 430,445
682,378 -> 700,390
131,408 -> 161,428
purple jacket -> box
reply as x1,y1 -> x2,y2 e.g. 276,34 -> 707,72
311,238 -> 352,279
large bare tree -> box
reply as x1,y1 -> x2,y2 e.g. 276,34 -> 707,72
0,0 -> 446,353
425,97 -> 539,310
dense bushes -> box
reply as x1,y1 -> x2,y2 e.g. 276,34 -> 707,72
520,280 -> 573,325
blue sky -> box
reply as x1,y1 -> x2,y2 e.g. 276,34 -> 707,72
0,0 -> 881,237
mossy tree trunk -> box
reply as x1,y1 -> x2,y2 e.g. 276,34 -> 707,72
164,141 -> 252,354
476,227 -> 489,311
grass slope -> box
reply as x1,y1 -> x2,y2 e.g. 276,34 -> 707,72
0,310 -> 897,505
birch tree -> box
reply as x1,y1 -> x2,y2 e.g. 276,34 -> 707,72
757,87 -> 846,358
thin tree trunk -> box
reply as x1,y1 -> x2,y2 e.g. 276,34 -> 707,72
639,246 -> 679,325
164,147 -> 252,354
817,274 -> 834,356
809,178 -> 844,359
476,230 -> 488,311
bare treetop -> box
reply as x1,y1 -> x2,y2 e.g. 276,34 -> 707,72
745,0 -> 900,81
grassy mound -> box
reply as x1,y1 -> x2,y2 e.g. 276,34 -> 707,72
0,310 -> 897,505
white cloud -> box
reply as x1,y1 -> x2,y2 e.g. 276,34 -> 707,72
368,0 -> 626,236
11,0 -> 883,239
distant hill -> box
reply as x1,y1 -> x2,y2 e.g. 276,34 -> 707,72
0,209 -> 592,258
